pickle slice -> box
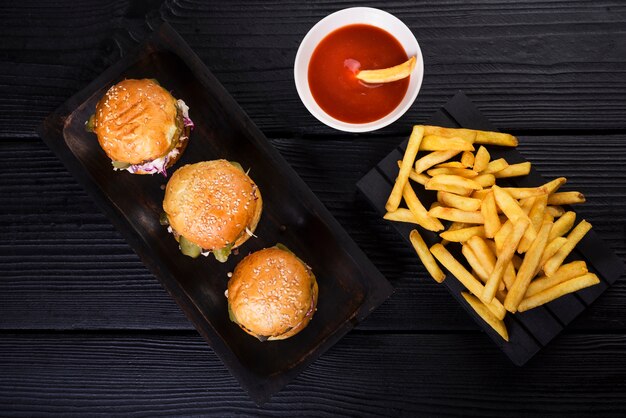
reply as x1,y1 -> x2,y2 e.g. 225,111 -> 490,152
179,235 -> 201,258
213,244 -> 232,263
112,161 -> 131,169
85,114 -> 96,132
229,161 -> 244,172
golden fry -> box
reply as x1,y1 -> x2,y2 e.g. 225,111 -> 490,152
426,174 -> 482,191
461,151 -> 475,168
518,195 -> 548,253
402,182 -> 445,232
543,220 -> 592,276
504,220 -> 552,312
482,219 -> 530,303
548,191 -> 586,205
473,146 -> 490,172
461,292 -> 509,341
420,135 -> 474,152
474,130 -> 518,147
437,191 -> 482,212
427,167 -> 479,178
356,56 -> 416,83
518,273 -> 600,312
526,261 -> 589,298
543,177 -> 567,195
409,229 -> 446,283
428,206 -> 485,224
423,126 -> 477,142
494,220 -> 513,253
386,125 -> 424,211
481,191 -> 501,238
549,211 -> 576,241
501,187 -> 548,200
436,161 -> 466,169
482,158 -> 509,174
414,150 -> 461,174
439,225 -> 486,243
384,208 -> 422,224
474,174 -> 496,188
396,160 -> 430,185
546,205 -> 565,217
462,245 -> 490,283
536,237 -> 568,275
492,185 -> 536,244
430,244 -> 506,319
493,162 -> 532,178
466,236 -> 497,274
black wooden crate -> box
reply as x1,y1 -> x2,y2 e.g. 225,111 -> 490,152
356,92 -> 625,365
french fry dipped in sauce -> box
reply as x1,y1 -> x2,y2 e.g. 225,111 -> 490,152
356,56 -> 416,84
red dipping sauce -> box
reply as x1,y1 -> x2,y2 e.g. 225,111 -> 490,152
308,24 -> 410,124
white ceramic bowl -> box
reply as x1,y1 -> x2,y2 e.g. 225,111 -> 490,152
294,7 -> 424,133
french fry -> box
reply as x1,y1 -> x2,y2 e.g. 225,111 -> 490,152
420,135 -> 474,152
462,245 -> 490,283
482,158 -> 509,174
492,185 -> 536,244
466,236 -> 497,275
526,261 -> 589,298
426,174 -> 482,191
430,243 -> 506,319
543,177 -> 567,195
461,292 -> 509,341
481,191 -> 501,238
518,195 -> 548,253
384,208 -> 422,224
414,150 -> 461,174
386,125 -> 424,211
396,160 -> 430,185
428,206 -> 484,224
473,146 -> 490,172
546,205 -> 565,217
427,167 -> 479,178
440,221 -> 469,246
501,187 -> 548,200
474,130 -> 518,147
403,182 -> 445,232
493,162 -> 532,178
435,161 -> 466,169
423,126 -> 477,142
356,56 -> 416,83
536,237 -> 568,275
437,191 -> 482,212
518,273 -> 600,312
548,191 -> 586,205
504,220 -> 552,312
494,220 -> 513,253
482,218 -> 530,303
543,220 -> 592,276
549,211 -> 576,241
439,225 -> 486,243
503,262 -> 517,291
461,151 -> 474,168
474,174 -> 496,188
409,229 -> 446,283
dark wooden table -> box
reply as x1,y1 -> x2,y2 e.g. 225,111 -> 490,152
2,1 -> 626,415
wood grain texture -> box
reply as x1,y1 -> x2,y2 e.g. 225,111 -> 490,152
2,1 -> 626,137
2,134 -> 625,331
1,332 -> 626,416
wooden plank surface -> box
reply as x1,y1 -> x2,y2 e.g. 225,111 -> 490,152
2,0 -> 626,138
1,333 -> 626,416
2,0 -> 626,413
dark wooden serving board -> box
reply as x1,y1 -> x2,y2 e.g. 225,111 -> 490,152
356,91 -> 625,365
37,23 -> 393,404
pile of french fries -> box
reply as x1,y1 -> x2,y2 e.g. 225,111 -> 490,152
385,125 -> 598,341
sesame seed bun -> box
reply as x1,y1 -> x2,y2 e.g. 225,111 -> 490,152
227,247 -> 318,341
163,160 -> 262,251
93,78 -> 187,170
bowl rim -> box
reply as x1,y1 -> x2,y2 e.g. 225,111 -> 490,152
294,7 -> 424,133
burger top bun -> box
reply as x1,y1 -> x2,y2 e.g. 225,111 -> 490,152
94,79 -> 179,165
163,160 -> 262,251
227,247 -> 318,341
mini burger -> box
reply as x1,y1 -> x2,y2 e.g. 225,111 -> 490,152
226,245 -> 318,341
86,78 -> 193,175
161,160 -> 262,262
